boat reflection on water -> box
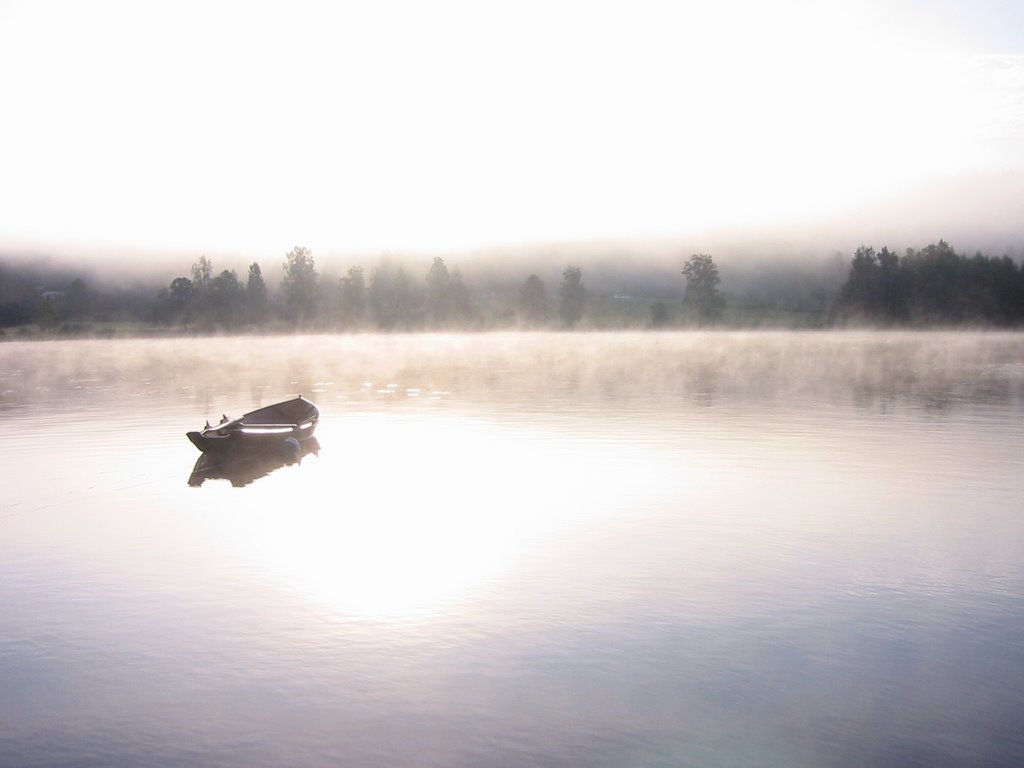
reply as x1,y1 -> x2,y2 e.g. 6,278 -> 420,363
188,437 -> 320,487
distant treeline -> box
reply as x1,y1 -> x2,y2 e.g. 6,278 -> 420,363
838,240 -> 1024,325
2,240 -> 1023,336
147,248 -> 589,332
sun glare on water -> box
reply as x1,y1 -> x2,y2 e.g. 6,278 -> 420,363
201,414 -> 681,621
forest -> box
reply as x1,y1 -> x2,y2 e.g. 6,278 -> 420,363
838,240 -> 1024,325
1,240 -> 1023,337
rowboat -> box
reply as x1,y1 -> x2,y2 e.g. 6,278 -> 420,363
186,396 -> 320,457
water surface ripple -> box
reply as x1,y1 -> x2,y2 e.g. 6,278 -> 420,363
1,332 -> 1023,767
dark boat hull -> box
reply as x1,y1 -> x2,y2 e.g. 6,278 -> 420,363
186,396 -> 320,458
186,426 -> 315,457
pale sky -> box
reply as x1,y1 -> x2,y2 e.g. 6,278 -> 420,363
1,0 -> 1023,261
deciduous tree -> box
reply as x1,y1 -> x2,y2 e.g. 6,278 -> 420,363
209,269 -> 243,327
281,246 -> 318,323
558,265 -> 585,328
246,263 -> 268,323
426,257 -> 452,327
681,253 -> 724,322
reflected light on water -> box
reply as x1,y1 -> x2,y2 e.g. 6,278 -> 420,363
205,414 -> 680,621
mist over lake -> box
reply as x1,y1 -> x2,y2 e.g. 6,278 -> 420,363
2,331 -> 1023,767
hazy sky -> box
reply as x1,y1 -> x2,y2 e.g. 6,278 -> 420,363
2,0 -> 1023,261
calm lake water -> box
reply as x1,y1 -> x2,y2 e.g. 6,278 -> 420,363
2,331 -> 1023,767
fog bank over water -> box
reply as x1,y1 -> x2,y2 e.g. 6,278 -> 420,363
6,166 -> 1024,294
5,231 -> 1023,333
5,172 -> 1024,292
2,227 -> 1016,304
4,332 -> 1023,416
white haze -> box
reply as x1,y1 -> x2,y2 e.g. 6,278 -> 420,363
0,0 -> 1023,267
